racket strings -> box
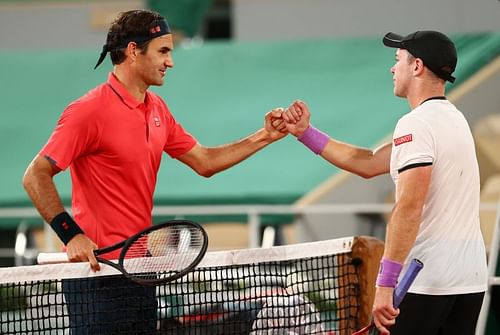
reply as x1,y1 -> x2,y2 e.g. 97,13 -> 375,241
122,224 -> 205,277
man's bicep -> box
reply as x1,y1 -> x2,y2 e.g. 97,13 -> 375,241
25,154 -> 63,178
372,142 -> 392,174
40,155 -> 63,175
175,143 -> 207,171
396,165 -> 432,206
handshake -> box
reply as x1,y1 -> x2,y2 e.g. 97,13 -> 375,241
266,100 -> 329,155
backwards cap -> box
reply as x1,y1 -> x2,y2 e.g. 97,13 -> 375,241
382,30 -> 457,83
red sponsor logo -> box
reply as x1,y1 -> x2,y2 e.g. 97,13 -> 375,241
150,26 -> 161,34
154,116 -> 160,127
394,134 -> 413,146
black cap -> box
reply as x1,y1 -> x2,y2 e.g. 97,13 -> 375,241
383,31 -> 457,83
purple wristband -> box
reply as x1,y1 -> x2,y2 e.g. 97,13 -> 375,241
297,126 -> 329,154
376,258 -> 403,288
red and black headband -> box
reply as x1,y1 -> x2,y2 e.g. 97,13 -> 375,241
94,19 -> 171,69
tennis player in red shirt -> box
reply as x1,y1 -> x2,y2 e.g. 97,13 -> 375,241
22,9 -> 287,334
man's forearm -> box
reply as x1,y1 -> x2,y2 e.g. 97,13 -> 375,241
320,141 -> 391,179
23,162 -> 65,223
206,128 -> 274,174
384,202 -> 422,263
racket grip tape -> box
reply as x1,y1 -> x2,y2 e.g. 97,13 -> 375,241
393,259 -> 424,307
37,252 -> 69,264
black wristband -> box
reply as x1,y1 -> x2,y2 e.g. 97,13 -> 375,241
50,212 -> 84,245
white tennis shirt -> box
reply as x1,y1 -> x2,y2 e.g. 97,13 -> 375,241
390,98 -> 487,295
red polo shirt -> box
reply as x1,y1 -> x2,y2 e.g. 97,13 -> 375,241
41,73 -> 197,253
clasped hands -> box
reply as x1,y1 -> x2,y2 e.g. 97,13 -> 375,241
267,100 -> 312,139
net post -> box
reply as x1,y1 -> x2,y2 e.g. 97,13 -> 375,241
352,236 -> 384,329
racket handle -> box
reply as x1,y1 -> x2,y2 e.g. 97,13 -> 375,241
37,252 -> 69,264
393,258 -> 424,307
354,259 -> 423,335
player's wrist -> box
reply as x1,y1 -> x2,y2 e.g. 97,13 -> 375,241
376,258 -> 403,288
50,211 -> 84,245
297,125 -> 329,154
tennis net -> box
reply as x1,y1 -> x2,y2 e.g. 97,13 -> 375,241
0,236 -> 383,335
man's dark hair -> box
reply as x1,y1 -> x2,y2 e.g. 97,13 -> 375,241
107,10 -> 165,65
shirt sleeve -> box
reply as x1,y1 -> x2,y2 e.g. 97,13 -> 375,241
161,103 -> 197,158
39,101 -> 100,170
392,114 -> 435,173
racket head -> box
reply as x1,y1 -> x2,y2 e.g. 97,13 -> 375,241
111,219 -> 208,285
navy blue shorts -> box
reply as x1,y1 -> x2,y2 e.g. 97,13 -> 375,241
62,276 -> 157,334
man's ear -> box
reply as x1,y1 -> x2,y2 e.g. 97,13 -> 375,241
413,58 -> 425,76
125,41 -> 138,58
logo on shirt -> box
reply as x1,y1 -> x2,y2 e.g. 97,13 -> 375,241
394,134 -> 413,146
153,116 -> 161,127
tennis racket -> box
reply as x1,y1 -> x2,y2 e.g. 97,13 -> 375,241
37,219 -> 208,286
351,258 -> 424,335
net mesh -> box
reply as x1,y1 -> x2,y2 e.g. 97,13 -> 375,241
0,237 -> 364,335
